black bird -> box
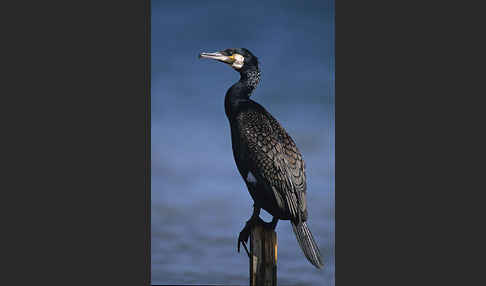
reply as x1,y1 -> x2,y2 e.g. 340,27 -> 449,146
199,48 -> 323,269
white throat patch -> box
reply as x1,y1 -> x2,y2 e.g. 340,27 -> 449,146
232,54 -> 244,69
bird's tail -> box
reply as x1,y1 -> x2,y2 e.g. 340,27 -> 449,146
291,221 -> 324,269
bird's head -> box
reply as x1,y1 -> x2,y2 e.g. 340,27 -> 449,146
199,48 -> 259,72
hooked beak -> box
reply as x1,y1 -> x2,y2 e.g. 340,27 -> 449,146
199,51 -> 235,64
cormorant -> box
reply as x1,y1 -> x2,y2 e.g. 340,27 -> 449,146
199,48 -> 323,269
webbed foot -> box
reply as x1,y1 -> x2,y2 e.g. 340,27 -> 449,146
237,221 -> 252,258
237,215 -> 278,257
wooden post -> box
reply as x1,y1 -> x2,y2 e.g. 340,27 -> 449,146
249,223 -> 277,286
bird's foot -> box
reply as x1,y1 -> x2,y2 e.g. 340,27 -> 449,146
237,216 -> 277,257
237,221 -> 252,258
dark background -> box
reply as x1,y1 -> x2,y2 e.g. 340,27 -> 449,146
2,1 -> 150,285
2,0 -> 484,285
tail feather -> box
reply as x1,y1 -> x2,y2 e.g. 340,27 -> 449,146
291,221 -> 324,269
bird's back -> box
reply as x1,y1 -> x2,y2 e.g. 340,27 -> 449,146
230,100 -> 308,223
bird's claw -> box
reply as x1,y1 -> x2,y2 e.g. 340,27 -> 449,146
237,222 -> 251,258
236,214 -> 274,258
239,241 -> 250,258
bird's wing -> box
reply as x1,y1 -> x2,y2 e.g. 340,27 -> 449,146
236,109 -> 307,221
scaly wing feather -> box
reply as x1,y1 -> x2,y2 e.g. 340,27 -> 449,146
236,108 -> 307,222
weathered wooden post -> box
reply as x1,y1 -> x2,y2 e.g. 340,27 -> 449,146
249,223 -> 277,286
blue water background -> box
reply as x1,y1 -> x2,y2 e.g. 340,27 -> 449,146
151,1 -> 334,285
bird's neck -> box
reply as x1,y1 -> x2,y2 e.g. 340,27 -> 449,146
225,67 -> 261,119
239,67 -> 261,92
